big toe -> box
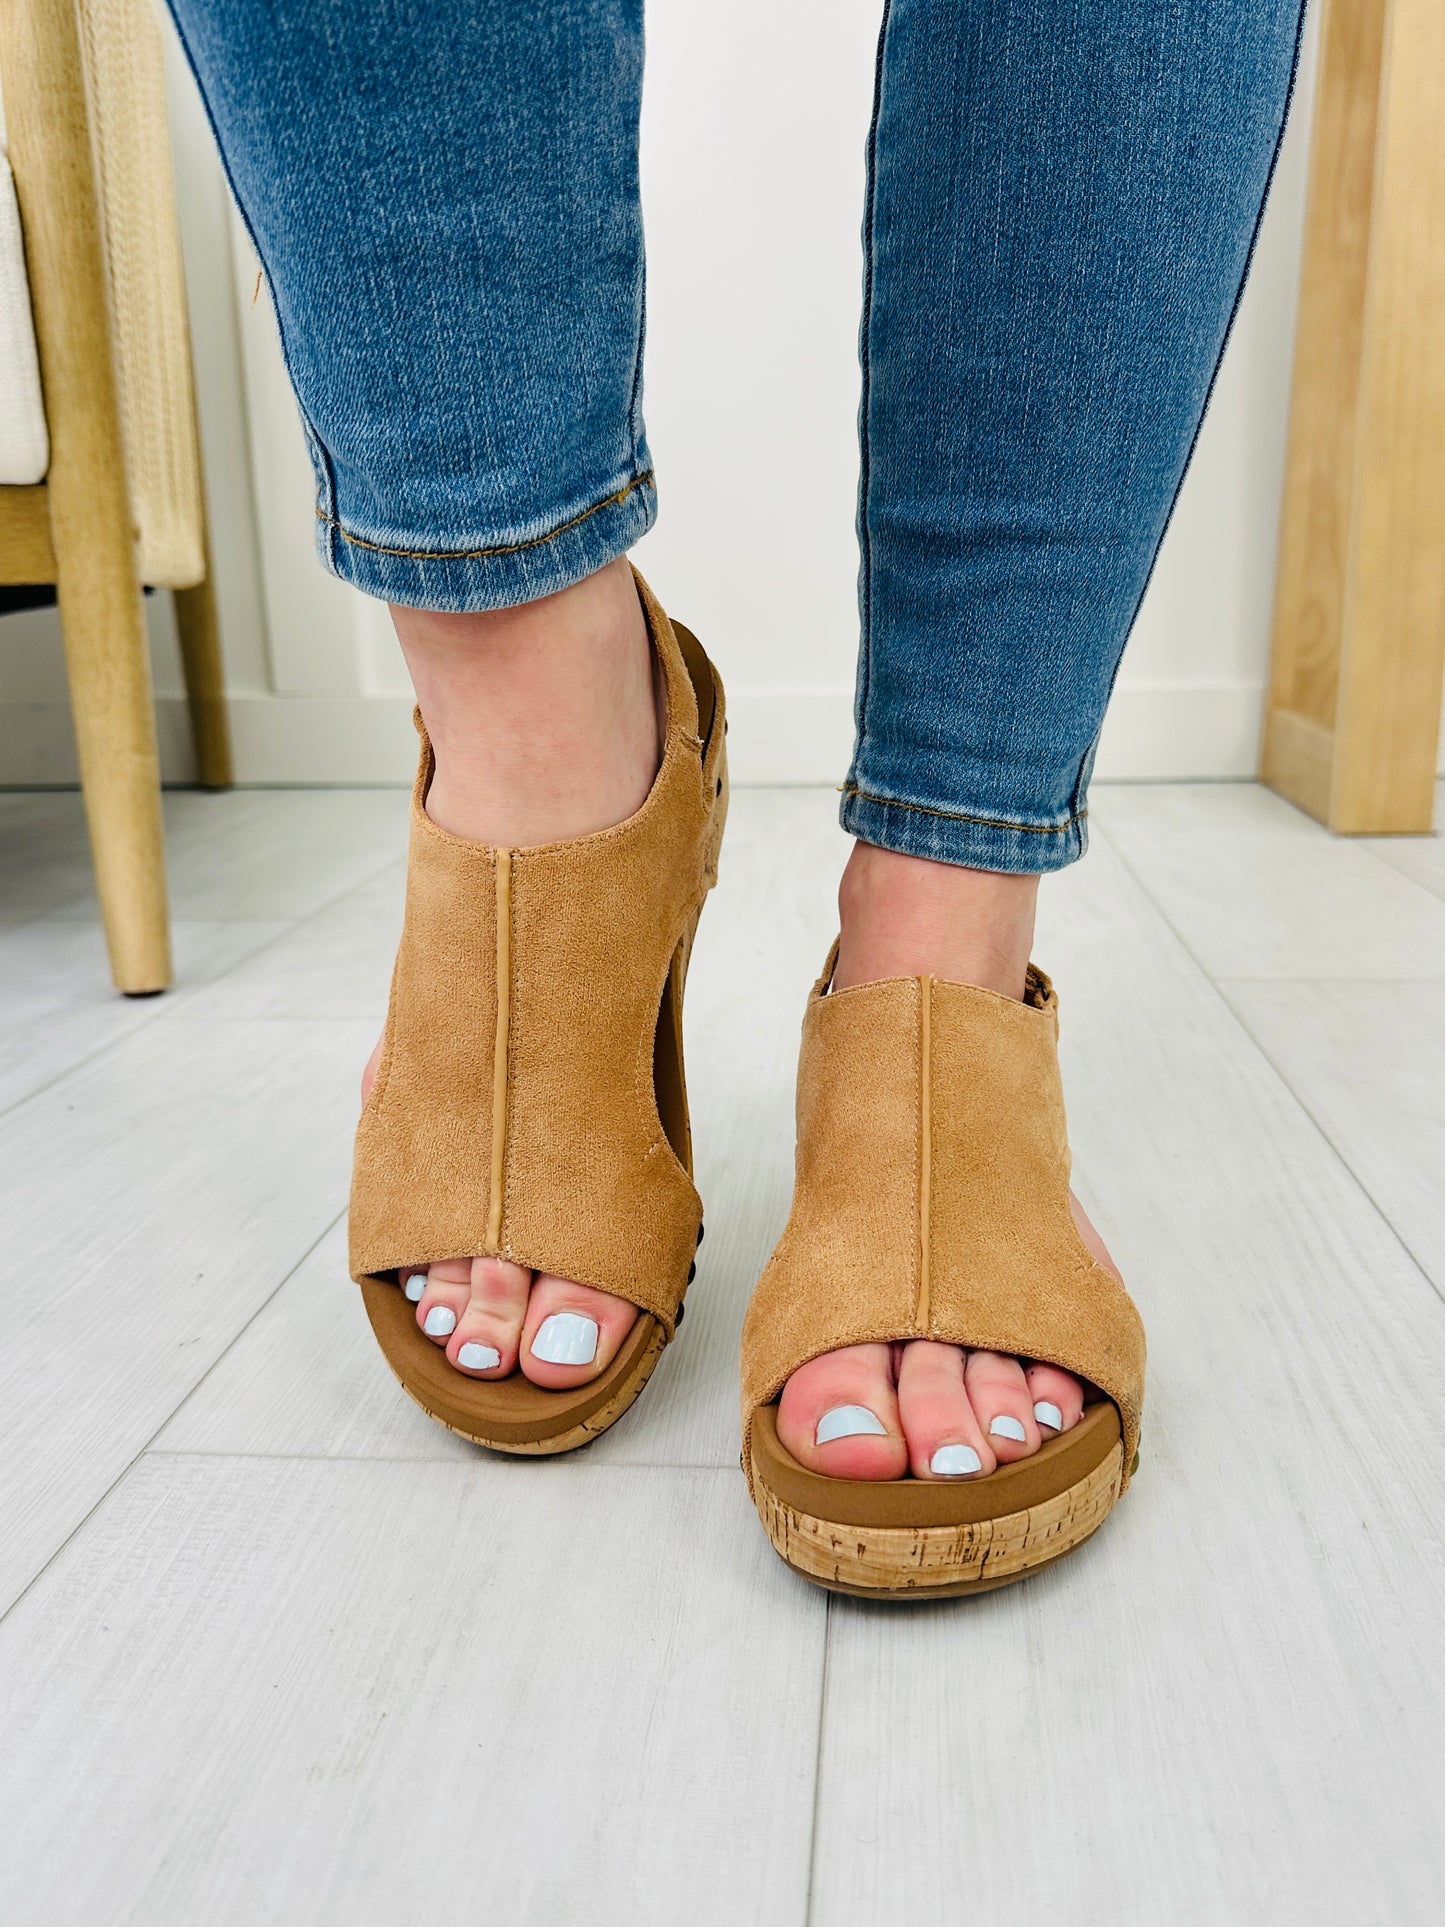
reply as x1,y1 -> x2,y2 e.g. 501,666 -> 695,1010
777,1344 -> 907,1480
520,1274 -> 639,1388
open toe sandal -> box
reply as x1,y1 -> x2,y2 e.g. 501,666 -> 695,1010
350,569 -> 727,1453
741,951 -> 1145,1597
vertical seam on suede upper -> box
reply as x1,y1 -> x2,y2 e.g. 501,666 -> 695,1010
488,848 -> 513,1256
917,975 -> 932,1334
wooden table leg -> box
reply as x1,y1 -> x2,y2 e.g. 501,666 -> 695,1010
1262,0 -> 1445,834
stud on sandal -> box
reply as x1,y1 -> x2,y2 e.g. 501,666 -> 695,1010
740,952 -> 1145,1597
350,569 -> 727,1453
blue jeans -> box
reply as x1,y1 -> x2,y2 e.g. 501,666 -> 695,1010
167,0 -> 1306,872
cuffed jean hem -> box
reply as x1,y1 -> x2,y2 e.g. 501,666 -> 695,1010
839,782 -> 1089,875
312,470 -> 657,612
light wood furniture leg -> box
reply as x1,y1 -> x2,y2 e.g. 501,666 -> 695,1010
1,0 -> 172,992
174,533 -> 234,790
1261,0 -> 1445,834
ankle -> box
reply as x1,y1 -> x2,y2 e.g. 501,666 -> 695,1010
390,556 -> 661,846
833,841 -> 1039,999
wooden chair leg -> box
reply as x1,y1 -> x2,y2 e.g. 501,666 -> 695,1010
55,545 -> 173,995
1262,0 -> 1445,833
2,0 -> 172,993
173,546 -> 234,790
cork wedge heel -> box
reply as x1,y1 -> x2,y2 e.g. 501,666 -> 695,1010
741,954 -> 1146,1598
350,570 -> 727,1454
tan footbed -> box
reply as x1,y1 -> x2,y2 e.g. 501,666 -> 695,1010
741,956 -> 1146,1595
350,569 -> 727,1453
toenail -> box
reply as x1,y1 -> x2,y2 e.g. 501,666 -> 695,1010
423,1306 -> 456,1338
989,1415 -> 1027,1442
930,1444 -> 982,1476
1033,1401 -> 1063,1432
457,1341 -> 500,1370
530,1312 -> 598,1365
403,1273 -> 426,1303
815,1404 -> 888,1444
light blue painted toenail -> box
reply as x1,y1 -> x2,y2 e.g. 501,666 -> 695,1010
989,1414 -> 1027,1443
457,1341 -> 500,1370
403,1273 -> 426,1303
930,1444 -> 982,1476
816,1405 -> 888,1445
423,1306 -> 456,1338
530,1312 -> 598,1365
1033,1401 -> 1063,1432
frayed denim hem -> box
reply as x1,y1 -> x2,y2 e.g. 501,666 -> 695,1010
839,781 -> 1088,875
314,472 -> 657,612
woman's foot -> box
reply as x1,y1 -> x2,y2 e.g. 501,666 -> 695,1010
775,843 -> 1121,1480
367,557 -> 660,1388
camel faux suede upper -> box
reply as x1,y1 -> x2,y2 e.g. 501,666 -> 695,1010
741,959 -> 1146,1487
349,572 -> 725,1336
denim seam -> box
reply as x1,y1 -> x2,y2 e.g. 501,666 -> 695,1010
853,0 -> 895,761
626,258 -> 647,469
160,2 -> 338,530
841,784 -> 1086,836
1064,0 -> 1310,822
314,471 -> 655,562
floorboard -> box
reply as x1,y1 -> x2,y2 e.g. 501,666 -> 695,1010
812,835 -> 1445,1924
0,914 -> 284,1114
0,1455 -> 823,1927
1222,976 -> 1445,1304
1363,779 -> 1445,902
1,781 -> 1441,1922
1092,782 -> 1445,978
0,1015 -> 372,1610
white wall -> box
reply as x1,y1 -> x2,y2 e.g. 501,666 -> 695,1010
5,0 -> 1345,787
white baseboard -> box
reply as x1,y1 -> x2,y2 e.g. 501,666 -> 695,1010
5,679 -> 1416,789
1093,681 -> 1266,781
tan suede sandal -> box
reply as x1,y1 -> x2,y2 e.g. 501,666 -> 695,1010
740,952 -> 1145,1597
350,570 -> 727,1454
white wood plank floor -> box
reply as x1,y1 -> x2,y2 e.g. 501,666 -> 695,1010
0,782 -> 1441,1925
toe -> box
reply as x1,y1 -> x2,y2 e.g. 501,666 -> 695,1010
520,1275 -> 638,1388
446,1257 -> 533,1376
963,1350 -> 1041,1461
1023,1360 -> 1086,1436
777,1344 -> 907,1480
895,1340 -> 996,1479
415,1258 -> 472,1345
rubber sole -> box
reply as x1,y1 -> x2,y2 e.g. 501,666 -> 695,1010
360,1277 -> 672,1454
748,1399 -> 1126,1598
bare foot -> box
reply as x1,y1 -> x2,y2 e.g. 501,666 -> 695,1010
775,842 -> 1121,1480
372,557 -> 664,1388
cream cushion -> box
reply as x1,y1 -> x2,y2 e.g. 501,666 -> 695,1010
0,0 -> 205,585
0,138 -> 48,486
